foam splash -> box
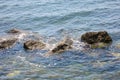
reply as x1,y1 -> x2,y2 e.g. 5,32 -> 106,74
17,33 -> 26,40
72,40 -> 87,51
17,55 -> 46,68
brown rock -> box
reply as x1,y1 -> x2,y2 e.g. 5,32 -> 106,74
44,38 -> 73,57
24,40 -> 46,50
51,43 -> 71,53
81,31 -> 112,44
0,38 -> 17,49
51,37 -> 73,53
81,31 -> 112,48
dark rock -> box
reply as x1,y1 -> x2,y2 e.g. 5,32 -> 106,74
81,31 -> 112,48
51,37 -> 73,53
44,38 -> 73,56
24,40 -> 46,50
51,43 -> 71,53
0,38 -> 17,49
81,31 -> 112,44
51,38 -> 73,53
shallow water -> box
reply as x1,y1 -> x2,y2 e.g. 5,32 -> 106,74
0,0 -> 120,80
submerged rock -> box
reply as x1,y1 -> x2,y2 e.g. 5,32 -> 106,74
0,38 -> 17,50
90,42 -> 109,49
7,28 -> 22,34
81,31 -> 112,48
24,40 -> 46,50
6,28 -> 28,40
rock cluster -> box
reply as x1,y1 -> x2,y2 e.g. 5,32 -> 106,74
0,28 -> 114,56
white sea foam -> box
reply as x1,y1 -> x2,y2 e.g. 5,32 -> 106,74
17,33 -> 26,40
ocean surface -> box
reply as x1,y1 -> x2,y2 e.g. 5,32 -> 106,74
0,0 -> 120,80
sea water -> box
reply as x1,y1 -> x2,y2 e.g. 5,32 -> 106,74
0,0 -> 120,80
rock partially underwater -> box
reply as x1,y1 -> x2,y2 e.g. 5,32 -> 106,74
0,38 -> 17,50
7,28 -> 22,34
24,40 -> 46,50
44,37 -> 73,56
6,28 -> 29,40
81,31 -> 112,48
0,29 -> 114,56
0,28 -> 45,50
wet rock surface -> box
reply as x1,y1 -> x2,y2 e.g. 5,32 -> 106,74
24,40 -> 46,50
81,31 -> 112,44
0,38 -> 17,50
81,31 -> 112,48
51,37 -> 73,53
45,38 -> 73,56
51,43 -> 71,53
116,44 -> 120,49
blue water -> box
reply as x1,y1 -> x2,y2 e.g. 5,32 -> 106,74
0,0 -> 120,80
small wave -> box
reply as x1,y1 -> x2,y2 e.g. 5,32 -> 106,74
17,55 -> 46,68
0,4 -> 8,10
47,10 -> 92,24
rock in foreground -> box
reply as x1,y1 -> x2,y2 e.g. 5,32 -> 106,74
81,31 -> 112,48
24,40 -> 46,50
0,38 -> 17,50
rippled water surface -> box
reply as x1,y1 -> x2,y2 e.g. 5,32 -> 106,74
0,0 -> 120,80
